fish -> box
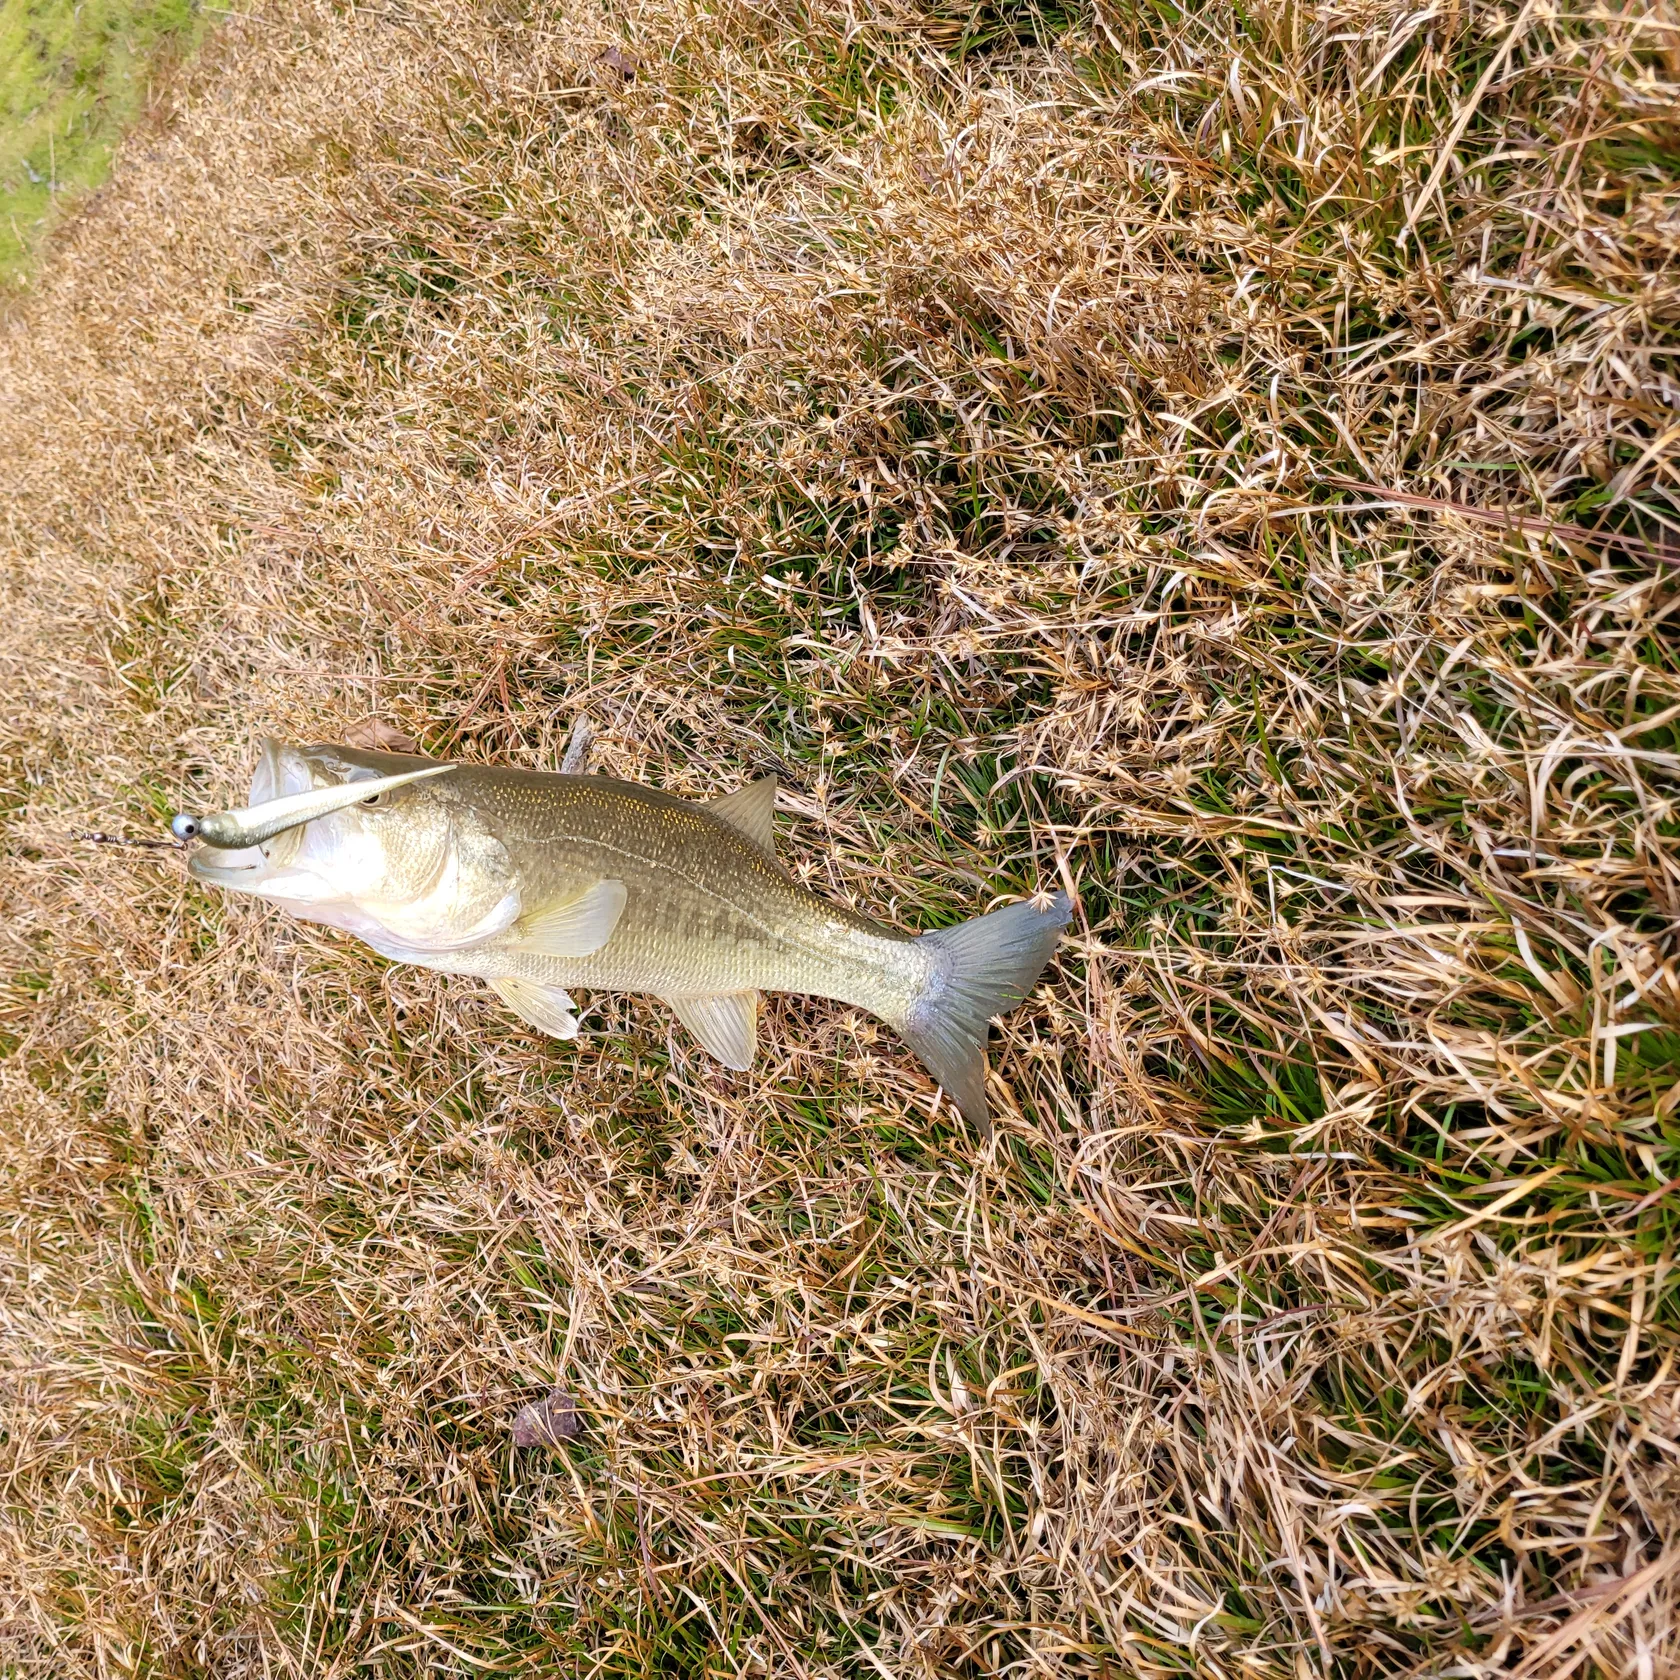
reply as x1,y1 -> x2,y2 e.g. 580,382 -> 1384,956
172,740 -> 1072,1124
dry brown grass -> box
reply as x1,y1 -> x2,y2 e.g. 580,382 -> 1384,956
2,0 -> 1679,1673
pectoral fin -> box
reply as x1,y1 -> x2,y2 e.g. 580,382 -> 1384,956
490,976 -> 579,1040
707,776 -> 777,856
664,990 -> 760,1070
510,878 -> 627,957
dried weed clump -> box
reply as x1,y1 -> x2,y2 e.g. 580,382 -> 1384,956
2,0 -> 1679,1674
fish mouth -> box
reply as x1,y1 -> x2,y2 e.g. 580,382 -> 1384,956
188,845 -> 268,886
187,846 -> 349,910
251,737 -> 306,806
185,743 -> 313,883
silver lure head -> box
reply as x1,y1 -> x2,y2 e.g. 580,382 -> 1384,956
178,741 -> 518,952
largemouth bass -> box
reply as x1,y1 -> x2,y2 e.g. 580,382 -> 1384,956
173,741 -> 1071,1123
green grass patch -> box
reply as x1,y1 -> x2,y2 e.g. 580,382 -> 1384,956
0,0 -> 209,281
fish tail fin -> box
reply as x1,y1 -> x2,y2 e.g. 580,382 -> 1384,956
896,891 -> 1073,1128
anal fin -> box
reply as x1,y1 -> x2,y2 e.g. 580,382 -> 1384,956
663,990 -> 760,1070
490,975 -> 579,1040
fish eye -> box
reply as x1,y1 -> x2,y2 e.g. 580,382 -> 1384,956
361,791 -> 382,807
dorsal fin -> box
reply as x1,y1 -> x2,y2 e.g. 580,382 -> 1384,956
707,775 -> 777,856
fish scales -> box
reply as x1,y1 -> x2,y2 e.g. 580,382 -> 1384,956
441,769 -> 917,1011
